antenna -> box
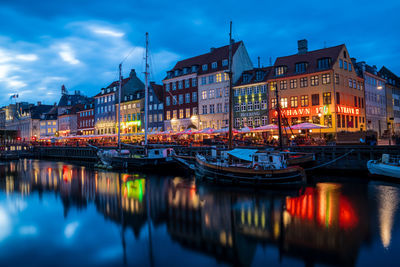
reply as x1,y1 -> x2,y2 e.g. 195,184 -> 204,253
257,56 -> 260,68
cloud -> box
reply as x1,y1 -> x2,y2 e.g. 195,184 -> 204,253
91,27 -> 124,38
16,54 -> 38,61
58,44 -> 80,65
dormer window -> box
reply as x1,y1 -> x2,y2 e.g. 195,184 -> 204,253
191,65 -> 198,72
211,62 -> 217,69
222,59 -> 228,66
124,96 -> 127,101
256,71 -> 263,81
101,89 -> 104,94
183,68 -> 188,74
174,70 -> 180,76
317,58 -> 331,70
107,88 -> 110,93
295,62 -> 308,73
275,66 -> 287,76
202,64 -> 208,71
130,95 -> 133,100
167,71 -> 173,79
243,74 -> 250,83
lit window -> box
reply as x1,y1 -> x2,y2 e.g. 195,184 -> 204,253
281,97 -> 288,108
280,80 -> 287,90
216,73 -> 222,82
311,75 -> 319,86
290,79 -> 297,89
290,96 -> 298,108
301,95 -> 309,107
322,74 -> 331,84
275,66 -> 287,76
202,91 -> 207,100
179,109 -> 184,119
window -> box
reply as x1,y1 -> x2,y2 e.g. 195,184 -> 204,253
224,102 -> 228,112
178,80 -> 183,89
212,62 -> 217,69
247,101 -> 253,111
208,75 -> 214,83
216,88 -> 222,98
166,83 -> 170,92
290,79 -> 297,89
224,73 -> 229,81
235,118 -> 240,128
254,117 -> 260,127
271,98 -> 277,109
256,71 -> 263,81
202,105 -> 207,114
270,82 -> 277,91
324,115 -> 332,128
281,97 -> 288,108
311,94 -> 319,106
186,108 -> 191,118
248,117 -> 253,127
185,93 -> 190,104
247,87 -> 252,95
291,117 -> 299,125
166,111 -> 171,120
295,62 -> 307,73
240,88 -> 246,96
149,115 -> 153,123
192,78 -> 197,87
209,89 -> 215,99
261,100 -> 267,110
349,63 -> 352,72
172,82 -> 176,90
173,96 -> 177,105
254,100 -> 260,110
193,107 -> 198,115
202,64 -> 208,71
217,103 -> 222,113
234,89 -> 239,97
354,96 -> 358,107
254,86 -> 259,94
262,116 -> 268,126
243,74 -> 250,83
185,79 -> 190,88
235,103 -> 240,111
216,73 -> 222,82
348,78 -> 353,88
300,77 -> 308,87
323,92 -> 331,105
201,91 -> 207,100
311,75 -> 319,86
179,94 -> 183,104
261,85 -> 266,93
300,95 -> 308,107
192,92 -> 197,102
336,92 -> 340,104
201,77 -> 207,85
337,114 -> 341,128
317,58 -> 331,69
344,61 -> 348,70
322,74 -> 331,84
312,116 -> 320,124
241,102 -> 246,111
275,66 -> 287,76
335,74 -> 339,84
222,59 -> 228,66
339,59 -> 343,68
179,109 -> 184,119
280,80 -> 287,90
290,96 -> 298,108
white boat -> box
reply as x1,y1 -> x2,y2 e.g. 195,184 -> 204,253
367,154 -> 400,179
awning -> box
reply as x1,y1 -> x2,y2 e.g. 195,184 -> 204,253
227,148 -> 258,162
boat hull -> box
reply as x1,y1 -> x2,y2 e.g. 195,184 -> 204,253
195,157 -> 305,186
108,156 -> 177,171
367,160 -> 400,179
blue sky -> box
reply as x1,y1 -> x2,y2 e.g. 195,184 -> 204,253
0,0 -> 399,106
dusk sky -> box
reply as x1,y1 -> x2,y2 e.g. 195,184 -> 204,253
1,0 -> 399,106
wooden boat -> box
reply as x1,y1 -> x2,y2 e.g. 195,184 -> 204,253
368,154 -> 400,179
195,151 -> 305,186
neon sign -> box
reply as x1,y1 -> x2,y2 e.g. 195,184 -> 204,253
336,105 -> 360,115
273,106 -> 329,117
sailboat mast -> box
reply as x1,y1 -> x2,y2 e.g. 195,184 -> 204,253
228,21 -> 233,150
275,86 -> 283,150
144,32 -> 149,146
118,63 -> 122,152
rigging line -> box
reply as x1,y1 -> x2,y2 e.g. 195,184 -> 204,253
305,149 -> 354,171
120,45 -> 137,65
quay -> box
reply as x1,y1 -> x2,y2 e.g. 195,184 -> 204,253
1,144 -> 399,172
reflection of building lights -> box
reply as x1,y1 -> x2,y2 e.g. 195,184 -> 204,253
376,185 -> 399,249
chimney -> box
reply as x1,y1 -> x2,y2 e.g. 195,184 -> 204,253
37,101 -> 41,106
373,65 -> 378,75
210,47 -> 216,53
297,39 -> 308,55
129,69 -> 136,78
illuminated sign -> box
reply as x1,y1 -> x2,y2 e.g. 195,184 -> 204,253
336,105 -> 360,115
273,106 -> 329,117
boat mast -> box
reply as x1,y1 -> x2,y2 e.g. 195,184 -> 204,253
274,86 -> 283,150
118,63 -> 122,152
144,32 -> 149,147
228,21 -> 233,150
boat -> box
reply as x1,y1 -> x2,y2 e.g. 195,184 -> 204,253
95,33 -> 176,170
367,154 -> 400,179
195,150 -> 305,186
192,22 -> 307,186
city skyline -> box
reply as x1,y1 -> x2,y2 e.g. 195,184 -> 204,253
1,0 -> 399,106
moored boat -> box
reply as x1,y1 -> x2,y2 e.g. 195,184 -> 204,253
195,150 -> 305,186
367,154 -> 400,179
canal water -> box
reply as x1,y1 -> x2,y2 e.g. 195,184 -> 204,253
0,160 -> 399,266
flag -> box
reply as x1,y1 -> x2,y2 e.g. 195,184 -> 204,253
9,94 -> 18,99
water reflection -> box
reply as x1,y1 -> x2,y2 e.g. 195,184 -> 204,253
0,160 -> 398,266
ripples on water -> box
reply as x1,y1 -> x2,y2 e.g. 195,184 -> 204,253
0,159 -> 400,266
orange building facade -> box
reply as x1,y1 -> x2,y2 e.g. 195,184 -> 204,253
268,40 -> 365,136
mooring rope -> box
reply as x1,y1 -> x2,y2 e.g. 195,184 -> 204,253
305,149 -> 355,171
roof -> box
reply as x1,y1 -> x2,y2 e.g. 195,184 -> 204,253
30,105 -> 53,119
270,44 -> 345,78
165,41 -> 243,79
227,148 -> 258,162
150,83 -> 164,102
58,92 -> 90,107
59,104 -> 84,116
234,67 -> 272,87
379,66 -> 400,87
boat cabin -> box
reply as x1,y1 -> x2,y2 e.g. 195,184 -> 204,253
147,148 -> 174,159
251,152 -> 287,170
